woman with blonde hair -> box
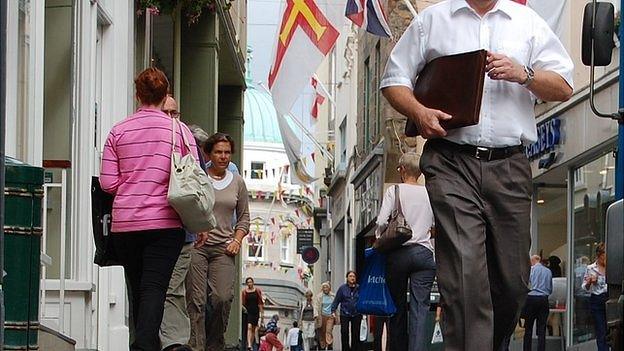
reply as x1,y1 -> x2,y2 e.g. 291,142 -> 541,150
315,282 -> 337,350
376,151 -> 436,351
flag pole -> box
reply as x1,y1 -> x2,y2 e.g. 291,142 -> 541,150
258,82 -> 335,163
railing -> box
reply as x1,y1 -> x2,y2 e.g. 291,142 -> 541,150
40,160 -> 70,334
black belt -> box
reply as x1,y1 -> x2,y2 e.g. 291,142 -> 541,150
435,139 -> 524,161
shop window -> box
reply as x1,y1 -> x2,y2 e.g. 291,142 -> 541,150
571,151 -> 616,346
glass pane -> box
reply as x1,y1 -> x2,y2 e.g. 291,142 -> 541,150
44,169 -> 72,279
151,14 -> 175,89
571,152 -> 616,345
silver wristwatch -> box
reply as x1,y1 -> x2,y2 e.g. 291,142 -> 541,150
521,65 -> 535,87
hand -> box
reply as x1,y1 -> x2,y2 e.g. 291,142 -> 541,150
225,239 -> 241,256
411,106 -> 452,139
486,52 -> 527,84
194,232 -> 209,248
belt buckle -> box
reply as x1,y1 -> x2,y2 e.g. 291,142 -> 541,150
475,147 -> 492,161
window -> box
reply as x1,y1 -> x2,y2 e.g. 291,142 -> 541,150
280,234 -> 290,262
571,151 -> 616,346
363,57 -> 371,153
247,230 -> 265,260
339,118 -> 347,169
251,161 -> 265,179
374,42 -> 381,138
574,167 -> 586,189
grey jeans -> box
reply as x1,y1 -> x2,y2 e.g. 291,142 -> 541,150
186,242 -> 235,351
160,242 -> 193,349
386,244 -> 436,351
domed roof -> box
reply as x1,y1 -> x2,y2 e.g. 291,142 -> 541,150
244,47 -> 282,144
244,83 -> 282,144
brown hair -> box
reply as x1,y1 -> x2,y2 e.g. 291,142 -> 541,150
596,242 -> 606,256
204,133 -> 236,154
135,67 -> 169,106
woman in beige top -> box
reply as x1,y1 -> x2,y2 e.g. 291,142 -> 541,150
186,133 -> 250,351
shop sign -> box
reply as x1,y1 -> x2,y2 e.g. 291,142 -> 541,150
525,117 -> 561,161
296,228 -> 314,253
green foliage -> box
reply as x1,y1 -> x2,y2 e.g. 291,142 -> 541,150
136,0 -> 229,25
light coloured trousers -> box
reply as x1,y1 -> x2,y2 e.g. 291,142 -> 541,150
160,243 -> 193,349
186,243 -> 235,351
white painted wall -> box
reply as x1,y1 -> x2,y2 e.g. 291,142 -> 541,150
2,0 -> 135,349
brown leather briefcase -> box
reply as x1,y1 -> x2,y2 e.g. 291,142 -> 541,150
405,49 -> 487,137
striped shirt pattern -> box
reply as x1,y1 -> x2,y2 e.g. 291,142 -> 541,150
100,108 -> 198,233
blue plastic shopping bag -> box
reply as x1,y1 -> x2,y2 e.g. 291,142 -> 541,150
356,248 -> 397,316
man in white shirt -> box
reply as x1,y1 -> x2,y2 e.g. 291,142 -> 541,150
380,1 -> 573,350
285,321 -> 301,351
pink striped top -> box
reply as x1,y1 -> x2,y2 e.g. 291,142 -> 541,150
100,108 -> 199,233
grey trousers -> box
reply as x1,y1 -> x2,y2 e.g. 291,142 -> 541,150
420,139 -> 532,351
160,243 -> 193,349
386,244 -> 436,351
186,242 -> 235,351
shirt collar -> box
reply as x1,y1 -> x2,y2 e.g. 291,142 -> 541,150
451,0 -> 513,19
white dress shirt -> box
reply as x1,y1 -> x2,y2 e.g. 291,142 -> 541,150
380,0 -> 574,147
376,184 -> 435,252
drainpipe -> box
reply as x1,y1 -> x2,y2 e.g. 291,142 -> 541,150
0,0 -> 8,348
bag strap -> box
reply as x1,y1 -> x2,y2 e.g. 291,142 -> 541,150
170,117 -> 193,156
394,185 -> 404,215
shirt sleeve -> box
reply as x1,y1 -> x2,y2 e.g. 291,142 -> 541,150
235,177 -> 251,234
375,186 -> 395,237
530,14 -> 574,88
100,131 -> 121,194
380,17 -> 427,89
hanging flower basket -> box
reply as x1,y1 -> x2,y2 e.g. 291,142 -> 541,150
136,0 -> 229,25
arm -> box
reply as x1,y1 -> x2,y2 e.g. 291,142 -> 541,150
546,271 -> 553,296
258,288 -> 264,316
226,178 -> 251,256
375,186 -> 395,237
380,17 -> 451,139
485,53 -> 572,102
331,289 -> 342,314
486,16 -> 573,102
582,266 -> 593,291
100,131 -> 121,194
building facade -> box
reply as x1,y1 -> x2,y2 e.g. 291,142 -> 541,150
241,72 -> 312,335
3,0 -> 247,349
325,0 -> 621,350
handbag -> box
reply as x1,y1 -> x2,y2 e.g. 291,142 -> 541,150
167,117 -> 216,233
373,185 -> 412,253
91,176 -> 121,267
356,248 -> 397,316
359,316 -> 368,342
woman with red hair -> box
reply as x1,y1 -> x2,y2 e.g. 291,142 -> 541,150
100,67 -> 200,351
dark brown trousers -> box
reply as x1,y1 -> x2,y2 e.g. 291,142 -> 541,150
420,139 -> 532,351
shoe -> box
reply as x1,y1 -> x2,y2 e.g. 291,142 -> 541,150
164,345 -> 192,351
